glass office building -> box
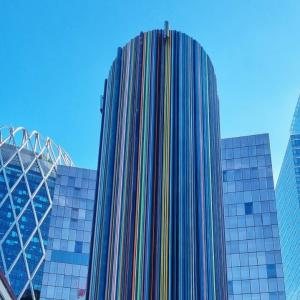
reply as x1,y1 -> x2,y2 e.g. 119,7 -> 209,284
276,96 -> 300,299
0,127 -> 73,299
40,165 -> 96,300
222,134 -> 286,300
88,24 -> 227,300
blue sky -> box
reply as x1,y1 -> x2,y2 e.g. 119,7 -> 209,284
1,0 -> 300,181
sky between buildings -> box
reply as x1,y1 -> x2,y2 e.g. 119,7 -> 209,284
1,0 -> 300,182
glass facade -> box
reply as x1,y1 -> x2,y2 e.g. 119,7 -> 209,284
40,166 -> 96,300
88,26 -> 227,300
0,127 -> 73,300
222,134 -> 286,300
276,96 -> 300,299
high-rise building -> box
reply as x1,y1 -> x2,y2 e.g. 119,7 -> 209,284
276,96 -> 300,299
0,127 -> 73,299
40,165 -> 96,300
221,134 -> 286,299
88,25 -> 227,300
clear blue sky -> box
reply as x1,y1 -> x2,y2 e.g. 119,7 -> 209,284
1,1 -> 300,181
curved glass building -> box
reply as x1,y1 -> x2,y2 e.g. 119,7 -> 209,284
0,127 -> 73,299
88,25 -> 227,300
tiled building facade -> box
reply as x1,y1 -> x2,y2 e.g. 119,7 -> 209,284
222,134 -> 286,300
40,166 -> 96,300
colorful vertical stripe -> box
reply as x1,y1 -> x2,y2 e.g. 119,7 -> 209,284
88,28 -> 227,300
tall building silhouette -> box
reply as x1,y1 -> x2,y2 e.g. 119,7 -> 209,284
276,96 -> 300,299
88,24 -> 227,300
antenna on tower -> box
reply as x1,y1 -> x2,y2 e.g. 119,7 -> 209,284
164,21 -> 170,39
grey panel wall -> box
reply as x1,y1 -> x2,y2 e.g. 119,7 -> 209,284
221,134 -> 285,300
40,166 -> 96,300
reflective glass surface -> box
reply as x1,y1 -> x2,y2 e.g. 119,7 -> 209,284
9,254 -> 28,297
276,133 -> 300,298
19,203 -> 36,243
5,156 -> 23,188
12,177 -> 30,216
32,261 -> 45,300
0,142 -> 67,300
0,171 -> 7,203
33,184 -> 50,221
40,166 -> 96,300
0,199 -> 14,240
222,134 -> 286,300
26,161 -> 43,194
25,233 -> 43,274
3,226 -> 21,270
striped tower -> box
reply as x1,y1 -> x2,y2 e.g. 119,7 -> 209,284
88,24 -> 227,300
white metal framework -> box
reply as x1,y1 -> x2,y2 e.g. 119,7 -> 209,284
0,126 -> 73,300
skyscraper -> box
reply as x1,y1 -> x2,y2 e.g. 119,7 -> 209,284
276,96 -> 300,299
0,126 -> 73,299
40,165 -> 96,300
88,24 -> 227,299
221,134 -> 286,299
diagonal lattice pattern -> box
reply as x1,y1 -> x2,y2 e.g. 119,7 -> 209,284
0,126 -> 73,300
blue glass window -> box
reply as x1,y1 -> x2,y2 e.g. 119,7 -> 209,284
292,148 -> 300,156
40,213 -> 51,247
250,167 -> 258,178
26,161 -> 43,194
33,183 -> 50,221
0,145 -> 18,164
11,177 -> 29,216
25,233 -> 43,274
228,281 -> 233,295
267,264 -> 277,278
223,170 -> 234,182
242,168 -> 251,180
71,208 -> 79,218
0,199 -> 14,240
51,250 -> 89,266
46,172 -> 56,197
291,137 -> 300,147
5,156 -> 23,188
70,218 -> 78,229
75,241 -> 83,253
0,171 -> 8,204
234,169 -> 242,180
19,148 -> 34,170
19,203 -> 36,243
68,176 -> 75,186
244,202 -> 253,215
9,254 -> 28,297
3,226 -> 21,269
32,261 -> 45,299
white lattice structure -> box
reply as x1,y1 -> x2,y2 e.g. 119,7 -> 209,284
0,126 -> 73,299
